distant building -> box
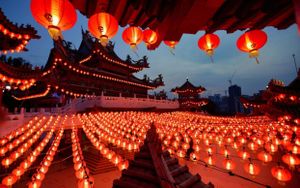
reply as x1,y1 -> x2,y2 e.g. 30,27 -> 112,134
228,85 -> 243,114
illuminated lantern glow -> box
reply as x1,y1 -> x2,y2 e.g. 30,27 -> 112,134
12,167 -> 25,177
122,26 -> 143,50
238,150 -> 250,160
189,152 -> 200,161
282,153 -> 300,167
176,149 -> 186,158
265,143 -> 278,153
143,29 -> 158,48
88,12 -> 118,46
204,154 -> 215,165
1,174 -> 17,186
117,160 -> 129,171
236,30 -> 267,64
257,151 -> 272,163
198,33 -> 220,63
271,166 -> 292,182
244,161 -> 260,176
78,177 -> 94,188
28,180 -> 42,188
163,41 -> 179,55
222,156 -> 235,171
30,0 -> 77,40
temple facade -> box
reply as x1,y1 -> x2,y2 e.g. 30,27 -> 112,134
171,79 -> 208,111
241,69 -> 300,125
0,30 -> 164,109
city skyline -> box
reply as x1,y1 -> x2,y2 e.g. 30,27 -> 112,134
1,0 -> 300,97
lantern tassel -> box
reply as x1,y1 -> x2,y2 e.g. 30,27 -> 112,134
168,47 -> 175,56
255,57 -> 260,64
209,56 -> 214,63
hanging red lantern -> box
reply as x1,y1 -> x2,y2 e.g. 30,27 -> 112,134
257,151 -> 272,163
204,154 -> 215,165
198,33 -> 220,63
88,12 -> 118,46
282,153 -> 300,167
1,174 -> 17,186
222,156 -> 235,171
236,30 -> 267,64
244,160 -> 260,176
143,29 -> 158,49
30,0 -> 77,40
164,41 -> 178,50
271,165 -> 292,182
122,26 -> 143,50
78,177 -> 94,188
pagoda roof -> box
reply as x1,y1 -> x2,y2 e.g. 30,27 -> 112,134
0,8 -> 40,53
113,124 -> 213,188
267,70 -> 300,96
77,30 -> 149,72
171,79 -> 206,93
70,0 -> 295,49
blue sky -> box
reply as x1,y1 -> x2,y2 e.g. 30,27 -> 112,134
1,0 -> 300,97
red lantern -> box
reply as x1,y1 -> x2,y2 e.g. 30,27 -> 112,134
78,177 -> 94,188
1,174 -> 17,186
143,29 -> 158,49
257,151 -> 272,163
28,180 -> 42,188
223,156 -> 235,171
30,0 -> 77,40
164,41 -> 178,50
282,153 -> 300,167
238,150 -> 250,160
271,166 -> 292,182
244,161 -> 260,176
204,154 -> 215,165
198,33 -> 220,63
236,30 -> 267,64
88,13 -> 118,46
122,26 -> 143,50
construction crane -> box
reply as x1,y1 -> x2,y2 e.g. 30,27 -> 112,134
228,69 -> 237,86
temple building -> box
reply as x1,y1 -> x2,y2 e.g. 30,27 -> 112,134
241,69 -> 300,125
0,30 -> 164,109
171,79 -> 208,111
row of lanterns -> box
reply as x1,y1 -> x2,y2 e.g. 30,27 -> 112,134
79,114 -> 129,171
71,118 -> 94,188
155,112 -> 299,183
30,0 -> 268,63
1,111 -> 299,186
1,116 -> 61,187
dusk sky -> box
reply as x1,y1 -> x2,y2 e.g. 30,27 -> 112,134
2,0 -> 300,98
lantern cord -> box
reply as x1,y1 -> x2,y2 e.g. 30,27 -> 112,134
209,56 -> 214,63
168,48 -> 175,56
255,57 -> 260,64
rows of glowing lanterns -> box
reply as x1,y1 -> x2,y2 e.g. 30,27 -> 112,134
30,0 -> 268,64
0,73 -> 36,91
1,111 -> 300,187
0,24 -> 31,55
155,112 -> 299,183
0,116 -> 62,187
